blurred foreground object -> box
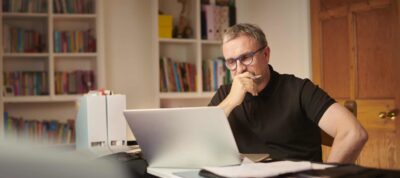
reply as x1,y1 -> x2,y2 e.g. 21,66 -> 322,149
0,141 -> 128,178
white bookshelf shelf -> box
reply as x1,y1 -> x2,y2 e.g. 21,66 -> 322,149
3,96 -> 52,103
159,92 -> 215,99
2,12 -> 48,18
201,40 -> 222,45
52,95 -> 82,102
2,95 -> 82,103
53,14 -> 96,19
159,38 -> 197,44
3,53 -> 50,58
53,53 -> 97,58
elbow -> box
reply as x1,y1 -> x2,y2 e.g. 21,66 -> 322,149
350,126 -> 368,148
358,127 -> 368,146
338,125 -> 368,148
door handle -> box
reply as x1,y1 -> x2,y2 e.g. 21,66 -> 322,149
387,109 -> 397,120
378,112 -> 387,119
378,109 -> 398,120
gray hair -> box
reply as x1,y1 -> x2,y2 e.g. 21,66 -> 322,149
222,23 -> 268,47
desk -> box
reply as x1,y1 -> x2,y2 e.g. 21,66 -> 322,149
147,164 -> 400,178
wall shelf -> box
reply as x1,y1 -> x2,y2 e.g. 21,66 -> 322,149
156,0 -> 234,107
0,0 -> 105,143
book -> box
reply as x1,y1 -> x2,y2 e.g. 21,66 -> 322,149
158,15 -> 173,38
201,5 -> 207,39
173,62 -> 181,92
3,114 -> 76,144
162,57 -> 172,91
159,58 -> 167,92
219,6 -> 229,35
204,5 -> 217,40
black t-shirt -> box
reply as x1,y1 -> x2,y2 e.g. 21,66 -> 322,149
208,66 -> 335,162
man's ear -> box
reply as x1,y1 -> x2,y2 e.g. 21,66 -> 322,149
264,47 -> 270,57
264,47 -> 270,64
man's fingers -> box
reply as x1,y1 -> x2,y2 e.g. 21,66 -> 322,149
238,72 -> 252,78
252,81 -> 258,96
250,81 -> 258,96
240,78 -> 258,96
237,72 -> 258,79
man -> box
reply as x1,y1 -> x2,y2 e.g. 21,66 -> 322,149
209,23 -> 368,163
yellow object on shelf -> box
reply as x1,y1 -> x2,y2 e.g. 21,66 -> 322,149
158,15 -> 173,38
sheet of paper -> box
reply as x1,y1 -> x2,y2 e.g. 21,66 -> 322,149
311,162 -> 336,170
203,160 -> 313,178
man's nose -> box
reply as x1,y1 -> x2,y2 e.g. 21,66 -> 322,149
236,60 -> 246,73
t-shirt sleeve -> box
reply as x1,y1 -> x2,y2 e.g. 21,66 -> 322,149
300,79 -> 336,124
208,85 -> 230,106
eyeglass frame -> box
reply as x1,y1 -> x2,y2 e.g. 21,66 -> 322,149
224,45 -> 267,70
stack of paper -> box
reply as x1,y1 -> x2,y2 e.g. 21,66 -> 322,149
202,160 -> 313,178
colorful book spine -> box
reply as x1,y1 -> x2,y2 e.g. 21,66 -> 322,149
2,25 -> 45,53
54,70 -> 96,94
3,71 -> 48,96
201,57 -> 231,91
159,57 -> 197,92
53,30 -> 96,53
3,113 -> 75,144
2,0 -> 47,13
53,0 -> 94,14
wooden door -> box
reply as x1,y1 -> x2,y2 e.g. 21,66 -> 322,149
311,0 -> 400,169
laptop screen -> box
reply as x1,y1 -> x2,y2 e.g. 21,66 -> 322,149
123,107 -> 241,168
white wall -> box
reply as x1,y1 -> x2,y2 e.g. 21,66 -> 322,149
103,0 -> 158,110
237,0 -> 311,79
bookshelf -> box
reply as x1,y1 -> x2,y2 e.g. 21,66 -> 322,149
0,0 -> 105,143
156,0 -> 234,107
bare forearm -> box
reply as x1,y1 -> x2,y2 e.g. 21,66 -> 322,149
319,103 -> 368,163
218,98 -> 237,117
327,130 -> 368,163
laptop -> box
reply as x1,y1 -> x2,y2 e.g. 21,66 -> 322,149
123,106 -> 241,168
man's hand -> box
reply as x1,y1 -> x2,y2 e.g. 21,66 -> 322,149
218,72 -> 261,116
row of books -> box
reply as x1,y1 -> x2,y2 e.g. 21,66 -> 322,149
160,57 -> 197,92
2,0 -> 47,13
3,112 -> 75,144
53,0 -> 94,14
3,71 -> 49,96
3,70 -> 96,96
201,2 -> 236,40
2,24 -> 46,53
55,70 -> 96,94
54,29 -> 96,53
202,58 -> 232,91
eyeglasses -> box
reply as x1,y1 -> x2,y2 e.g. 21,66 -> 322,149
224,45 -> 267,70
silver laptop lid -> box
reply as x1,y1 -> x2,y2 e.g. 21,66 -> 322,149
123,107 -> 241,168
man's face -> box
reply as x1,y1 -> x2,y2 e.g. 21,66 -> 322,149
222,35 -> 270,81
